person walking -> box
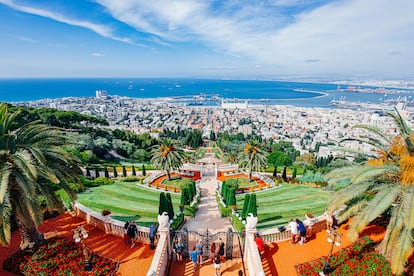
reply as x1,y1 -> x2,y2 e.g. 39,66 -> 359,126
254,232 -> 264,257
173,238 -> 184,264
324,209 -> 334,233
149,222 -> 158,250
296,218 -> 307,245
189,246 -> 199,272
127,220 -> 138,248
123,221 -> 130,245
195,239 -> 204,265
214,253 -> 221,276
288,219 -> 298,244
218,238 -> 225,260
210,242 -> 216,262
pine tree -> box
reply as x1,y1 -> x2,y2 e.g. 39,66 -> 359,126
104,167 -> 109,178
95,168 -> 99,179
86,167 -> 91,177
113,166 -> 118,177
166,193 -> 175,219
132,165 -> 136,176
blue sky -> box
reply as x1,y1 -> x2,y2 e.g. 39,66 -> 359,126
0,0 -> 413,80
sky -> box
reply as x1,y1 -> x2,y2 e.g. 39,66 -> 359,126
0,0 -> 413,80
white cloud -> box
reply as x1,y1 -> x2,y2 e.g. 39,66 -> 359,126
91,53 -> 106,57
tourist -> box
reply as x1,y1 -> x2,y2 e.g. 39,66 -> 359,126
296,218 -> 307,245
214,253 -> 221,276
196,239 -> 204,265
288,219 -> 298,244
254,232 -> 264,257
210,242 -> 216,262
127,220 -> 138,248
123,221 -> 130,244
173,238 -> 184,264
324,209 -> 334,233
218,238 -> 225,260
149,222 -> 158,250
189,246 -> 199,272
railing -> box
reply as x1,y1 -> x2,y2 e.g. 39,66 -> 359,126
252,172 -> 275,187
182,163 -> 203,171
72,202 -> 150,243
260,215 -> 326,243
217,164 -> 239,171
143,172 -> 166,185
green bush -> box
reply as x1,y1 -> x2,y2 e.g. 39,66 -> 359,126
94,176 -> 115,186
121,176 -> 139,182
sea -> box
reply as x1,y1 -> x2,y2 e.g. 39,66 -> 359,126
1,78 -> 413,108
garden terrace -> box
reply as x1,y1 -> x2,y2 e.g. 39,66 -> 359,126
77,182 -> 181,226
236,184 -> 331,230
217,174 -> 268,192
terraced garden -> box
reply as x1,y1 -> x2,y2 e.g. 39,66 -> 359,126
236,184 -> 331,230
77,181 -> 180,227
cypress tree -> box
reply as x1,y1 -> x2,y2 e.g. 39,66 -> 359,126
227,188 -> 236,206
142,164 -> 146,176
272,166 -> 277,177
166,193 -> 174,219
292,167 -> 297,179
241,194 -> 250,219
104,167 -> 109,178
113,166 -> 118,178
95,168 -> 99,179
282,166 -> 287,181
180,189 -> 186,205
183,188 -> 190,205
188,181 -> 195,199
122,166 -> 127,177
132,165 -> 136,176
248,194 -> 257,217
158,192 -> 168,216
86,167 -> 91,177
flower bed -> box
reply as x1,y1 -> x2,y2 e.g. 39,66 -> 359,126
3,238 -> 119,275
296,236 -> 393,276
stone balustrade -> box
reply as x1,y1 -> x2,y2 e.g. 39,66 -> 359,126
260,214 -> 326,243
72,202 -> 150,243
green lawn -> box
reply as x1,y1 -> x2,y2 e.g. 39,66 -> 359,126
236,184 -> 331,230
77,182 -> 180,227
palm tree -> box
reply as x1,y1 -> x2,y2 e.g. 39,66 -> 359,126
0,103 -> 82,251
150,139 -> 184,180
326,109 -> 414,275
238,140 -> 268,182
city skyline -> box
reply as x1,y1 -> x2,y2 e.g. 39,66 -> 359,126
1,0 -> 414,80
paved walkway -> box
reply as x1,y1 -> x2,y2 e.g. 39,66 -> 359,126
169,170 -> 244,275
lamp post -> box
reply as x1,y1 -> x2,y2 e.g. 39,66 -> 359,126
73,225 -> 92,271
319,229 -> 342,276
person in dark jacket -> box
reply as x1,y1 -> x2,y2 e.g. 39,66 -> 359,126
128,220 -> 138,248
296,218 -> 307,245
149,222 -> 158,250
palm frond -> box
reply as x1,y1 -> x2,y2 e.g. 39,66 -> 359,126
349,184 -> 400,240
327,181 -> 372,211
0,193 -> 12,246
352,124 -> 393,145
391,226 -> 413,275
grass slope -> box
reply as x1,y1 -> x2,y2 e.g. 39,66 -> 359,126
237,184 -> 331,230
77,182 -> 180,226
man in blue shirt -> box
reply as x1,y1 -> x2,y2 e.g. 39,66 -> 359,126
189,246 -> 199,272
